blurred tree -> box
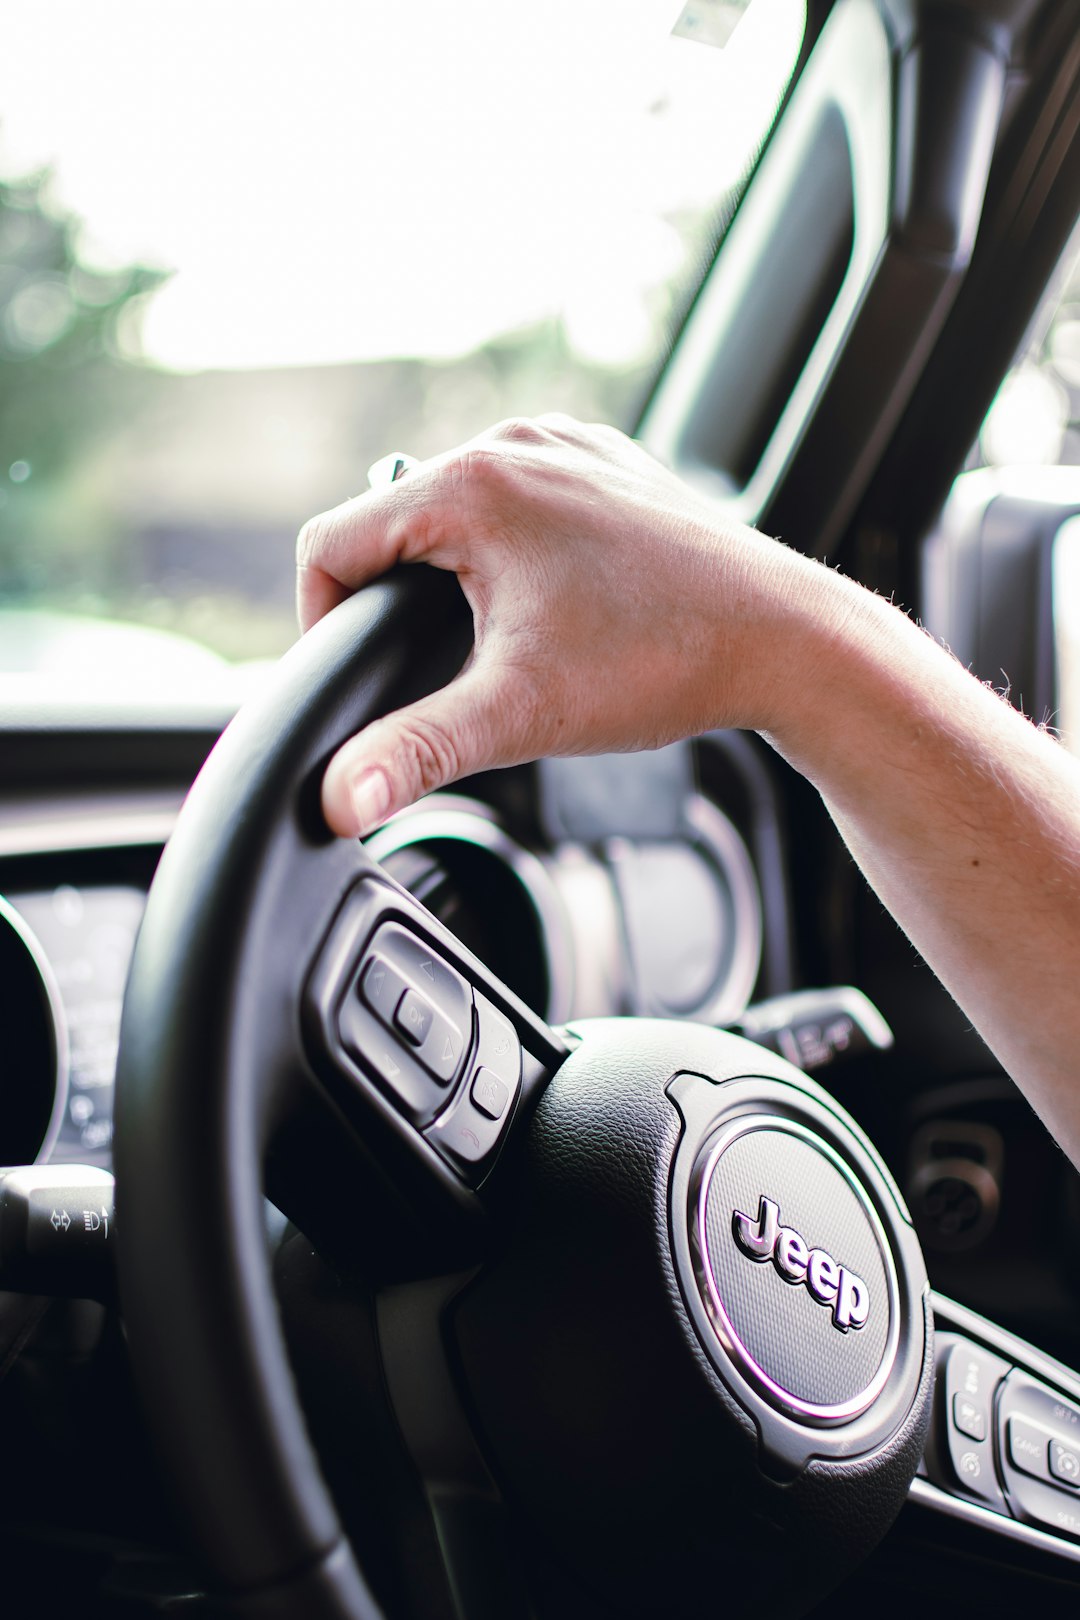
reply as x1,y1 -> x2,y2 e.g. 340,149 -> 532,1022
0,169 -> 164,594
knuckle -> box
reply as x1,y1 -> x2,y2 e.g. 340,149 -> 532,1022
535,410 -> 581,436
462,443 -> 502,481
391,487 -> 438,559
454,443 -> 516,501
295,512 -> 330,568
394,711 -> 463,798
488,415 -> 546,445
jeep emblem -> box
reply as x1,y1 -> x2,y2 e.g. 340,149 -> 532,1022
732,1195 -> 869,1333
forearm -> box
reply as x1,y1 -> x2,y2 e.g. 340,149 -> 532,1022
762,567 -> 1080,1159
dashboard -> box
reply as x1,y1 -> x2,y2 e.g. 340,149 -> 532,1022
3,884 -> 143,1167
0,730 -> 795,1188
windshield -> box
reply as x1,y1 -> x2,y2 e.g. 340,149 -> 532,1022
1,0 -> 804,674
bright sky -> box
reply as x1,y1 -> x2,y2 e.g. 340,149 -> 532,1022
2,0 -> 803,371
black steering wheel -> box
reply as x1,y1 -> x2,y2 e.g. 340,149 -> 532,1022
114,566 -> 933,1619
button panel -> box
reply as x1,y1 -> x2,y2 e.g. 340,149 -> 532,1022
395,987 -> 435,1047
998,1370 -> 1080,1538
305,877 -> 563,1189
942,1337 -> 1009,1510
930,1331 -> 1080,1544
337,921 -> 472,1123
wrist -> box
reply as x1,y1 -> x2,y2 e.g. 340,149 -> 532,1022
751,555 -> 923,777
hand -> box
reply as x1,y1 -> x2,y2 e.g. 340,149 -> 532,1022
296,414 -> 816,837
298,417 -> 1080,1175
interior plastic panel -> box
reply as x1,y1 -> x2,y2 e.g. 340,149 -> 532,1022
922,465 -> 1080,727
920,1292 -> 1080,1559
642,0 -> 891,512
640,0 -> 1008,557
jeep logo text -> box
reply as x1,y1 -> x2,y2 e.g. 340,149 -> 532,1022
732,1195 -> 869,1333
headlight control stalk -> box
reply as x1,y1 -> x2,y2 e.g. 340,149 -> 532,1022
731,985 -> 894,1073
0,1164 -> 115,1301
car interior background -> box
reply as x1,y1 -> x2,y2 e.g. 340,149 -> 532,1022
5,0 -> 1080,1615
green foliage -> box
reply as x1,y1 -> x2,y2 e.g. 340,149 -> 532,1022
0,169 -> 164,592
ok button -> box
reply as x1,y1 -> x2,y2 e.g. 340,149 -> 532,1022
395,988 -> 435,1046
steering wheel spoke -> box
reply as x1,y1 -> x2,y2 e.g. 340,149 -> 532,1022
274,864 -> 566,1280
303,869 -> 564,1181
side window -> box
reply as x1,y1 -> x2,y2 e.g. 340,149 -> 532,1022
981,233 -> 1080,752
978,231 -> 1080,472
926,231 -> 1080,754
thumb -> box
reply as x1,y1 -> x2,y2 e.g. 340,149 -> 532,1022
321,664 -> 531,838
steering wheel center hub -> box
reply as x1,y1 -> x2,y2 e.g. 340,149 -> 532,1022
693,1116 -> 900,1423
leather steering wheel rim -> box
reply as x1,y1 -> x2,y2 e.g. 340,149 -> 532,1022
114,567 -> 473,1619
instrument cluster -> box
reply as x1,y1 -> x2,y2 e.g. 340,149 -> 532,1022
1,885 -> 143,1168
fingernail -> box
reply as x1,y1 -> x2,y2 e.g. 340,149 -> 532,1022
350,767 -> 392,836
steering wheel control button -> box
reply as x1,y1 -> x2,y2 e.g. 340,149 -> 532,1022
1051,1439 -> 1080,1486
414,1007 -> 465,1085
426,1092 -> 503,1170
692,1116 -> 897,1423
1009,1415 -> 1053,1481
337,990 -> 452,1123
360,954 -> 410,1021
371,922 -> 471,1036
395,988 -> 435,1046
474,993 -> 521,1087
952,1393 -> 987,1442
365,952 -> 411,1017
941,1337 -> 1009,1508
471,1067 -> 509,1121
339,999 -> 430,1114
325,912 -> 480,1120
